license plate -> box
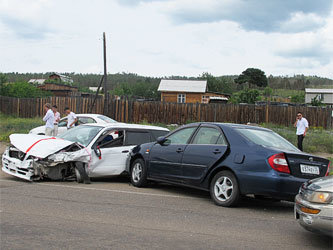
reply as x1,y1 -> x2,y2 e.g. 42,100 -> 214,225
300,164 -> 320,175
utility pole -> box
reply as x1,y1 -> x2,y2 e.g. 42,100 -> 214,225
103,32 -> 109,115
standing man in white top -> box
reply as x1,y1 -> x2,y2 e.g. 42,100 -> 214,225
52,105 -> 61,136
64,107 -> 78,129
43,103 -> 55,136
294,112 -> 309,151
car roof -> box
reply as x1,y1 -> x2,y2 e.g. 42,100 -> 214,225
187,122 -> 272,132
81,123 -> 169,131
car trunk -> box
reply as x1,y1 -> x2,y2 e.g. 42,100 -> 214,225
285,152 -> 329,179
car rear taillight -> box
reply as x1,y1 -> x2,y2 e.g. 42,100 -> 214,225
268,153 -> 290,174
325,161 -> 331,176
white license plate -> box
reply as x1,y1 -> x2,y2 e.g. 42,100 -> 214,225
300,164 -> 320,175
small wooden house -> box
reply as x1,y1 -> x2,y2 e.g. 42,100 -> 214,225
49,73 -> 73,84
38,82 -> 78,97
158,79 -> 230,104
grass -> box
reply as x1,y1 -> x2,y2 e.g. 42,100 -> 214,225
271,89 -> 303,98
261,123 -> 333,154
0,113 -> 44,142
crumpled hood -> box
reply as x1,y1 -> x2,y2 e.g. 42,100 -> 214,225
9,134 -> 76,159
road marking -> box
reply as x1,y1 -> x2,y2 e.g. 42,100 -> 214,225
0,179 -> 200,200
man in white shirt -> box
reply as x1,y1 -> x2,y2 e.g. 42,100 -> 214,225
43,103 -> 55,136
64,107 -> 78,129
52,105 -> 61,136
294,112 -> 309,151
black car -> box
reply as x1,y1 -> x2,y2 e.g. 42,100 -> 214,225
129,123 -> 330,207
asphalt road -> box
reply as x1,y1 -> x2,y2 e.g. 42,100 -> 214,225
0,171 -> 332,250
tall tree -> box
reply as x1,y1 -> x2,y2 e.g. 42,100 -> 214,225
234,68 -> 268,88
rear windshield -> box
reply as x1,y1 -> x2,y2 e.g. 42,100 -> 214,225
236,128 -> 299,152
97,115 -> 117,123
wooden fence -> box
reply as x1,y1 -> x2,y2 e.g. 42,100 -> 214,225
0,95 -> 332,129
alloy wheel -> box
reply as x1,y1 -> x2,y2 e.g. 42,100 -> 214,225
214,176 -> 234,202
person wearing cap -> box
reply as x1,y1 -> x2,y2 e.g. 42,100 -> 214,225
52,105 -> 61,136
64,107 -> 78,129
43,103 -> 55,136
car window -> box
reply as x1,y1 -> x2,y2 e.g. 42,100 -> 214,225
236,128 -> 299,152
165,127 -> 197,145
125,131 -> 151,146
78,117 -> 96,125
150,130 -> 169,140
58,118 -> 67,127
192,127 -> 222,145
97,115 -> 117,123
59,125 -> 102,147
98,130 -> 124,148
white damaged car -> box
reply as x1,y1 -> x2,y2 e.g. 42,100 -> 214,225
2,123 -> 169,183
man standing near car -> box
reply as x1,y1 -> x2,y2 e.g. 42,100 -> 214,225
294,112 -> 309,151
43,103 -> 55,136
64,107 -> 78,129
52,105 -> 61,136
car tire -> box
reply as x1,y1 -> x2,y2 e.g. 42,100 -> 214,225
210,170 -> 240,207
75,167 -> 83,183
130,158 -> 147,187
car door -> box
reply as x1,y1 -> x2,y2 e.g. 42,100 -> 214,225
148,126 -> 198,182
89,129 -> 130,177
181,125 -> 229,185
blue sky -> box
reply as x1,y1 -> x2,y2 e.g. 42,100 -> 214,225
0,0 -> 332,78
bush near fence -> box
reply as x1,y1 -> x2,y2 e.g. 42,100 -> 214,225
0,95 -> 332,129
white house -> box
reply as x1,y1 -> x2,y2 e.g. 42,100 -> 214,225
305,88 -> 333,105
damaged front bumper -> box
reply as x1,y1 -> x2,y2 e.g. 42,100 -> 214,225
2,143 -> 91,181
2,147 -> 36,181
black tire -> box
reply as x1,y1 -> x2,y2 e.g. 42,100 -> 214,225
130,158 -> 147,187
210,170 -> 240,207
75,167 -> 83,183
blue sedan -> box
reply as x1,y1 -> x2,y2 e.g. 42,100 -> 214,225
129,123 -> 331,207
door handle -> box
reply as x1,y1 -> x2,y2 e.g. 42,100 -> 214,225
213,149 -> 221,154
176,148 -> 183,153
122,150 -> 129,153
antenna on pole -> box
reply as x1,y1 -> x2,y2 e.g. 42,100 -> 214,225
103,32 -> 109,114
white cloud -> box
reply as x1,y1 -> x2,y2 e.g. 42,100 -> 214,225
0,0 -> 332,79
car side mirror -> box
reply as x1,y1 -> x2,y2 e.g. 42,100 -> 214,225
94,146 -> 102,159
157,136 -> 167,145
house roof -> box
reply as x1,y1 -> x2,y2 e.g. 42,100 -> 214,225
158,79 -> 207,93
28,79 -> 46,84
305,88 -> 333,94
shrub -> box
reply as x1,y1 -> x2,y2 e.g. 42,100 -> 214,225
0,82 -> 52,98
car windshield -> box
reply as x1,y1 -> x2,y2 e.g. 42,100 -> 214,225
236,128 -> 300,152
59,125 -> 103,147
97,115 -> 117,123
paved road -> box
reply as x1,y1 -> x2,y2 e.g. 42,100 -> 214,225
0,172 -> 332,250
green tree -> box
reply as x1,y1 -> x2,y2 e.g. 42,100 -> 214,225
291,93 -> 305,103
234,68 -> 268,88
230,89 -> 260,104
0,73 -> 7,85
0,82 -> 52,98
263,86 -> 273,100
311,95 -> 324,106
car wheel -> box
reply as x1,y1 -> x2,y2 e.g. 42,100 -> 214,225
75,167 -> 83,183
210,170 -> 240,207
130,158 -> 147,187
